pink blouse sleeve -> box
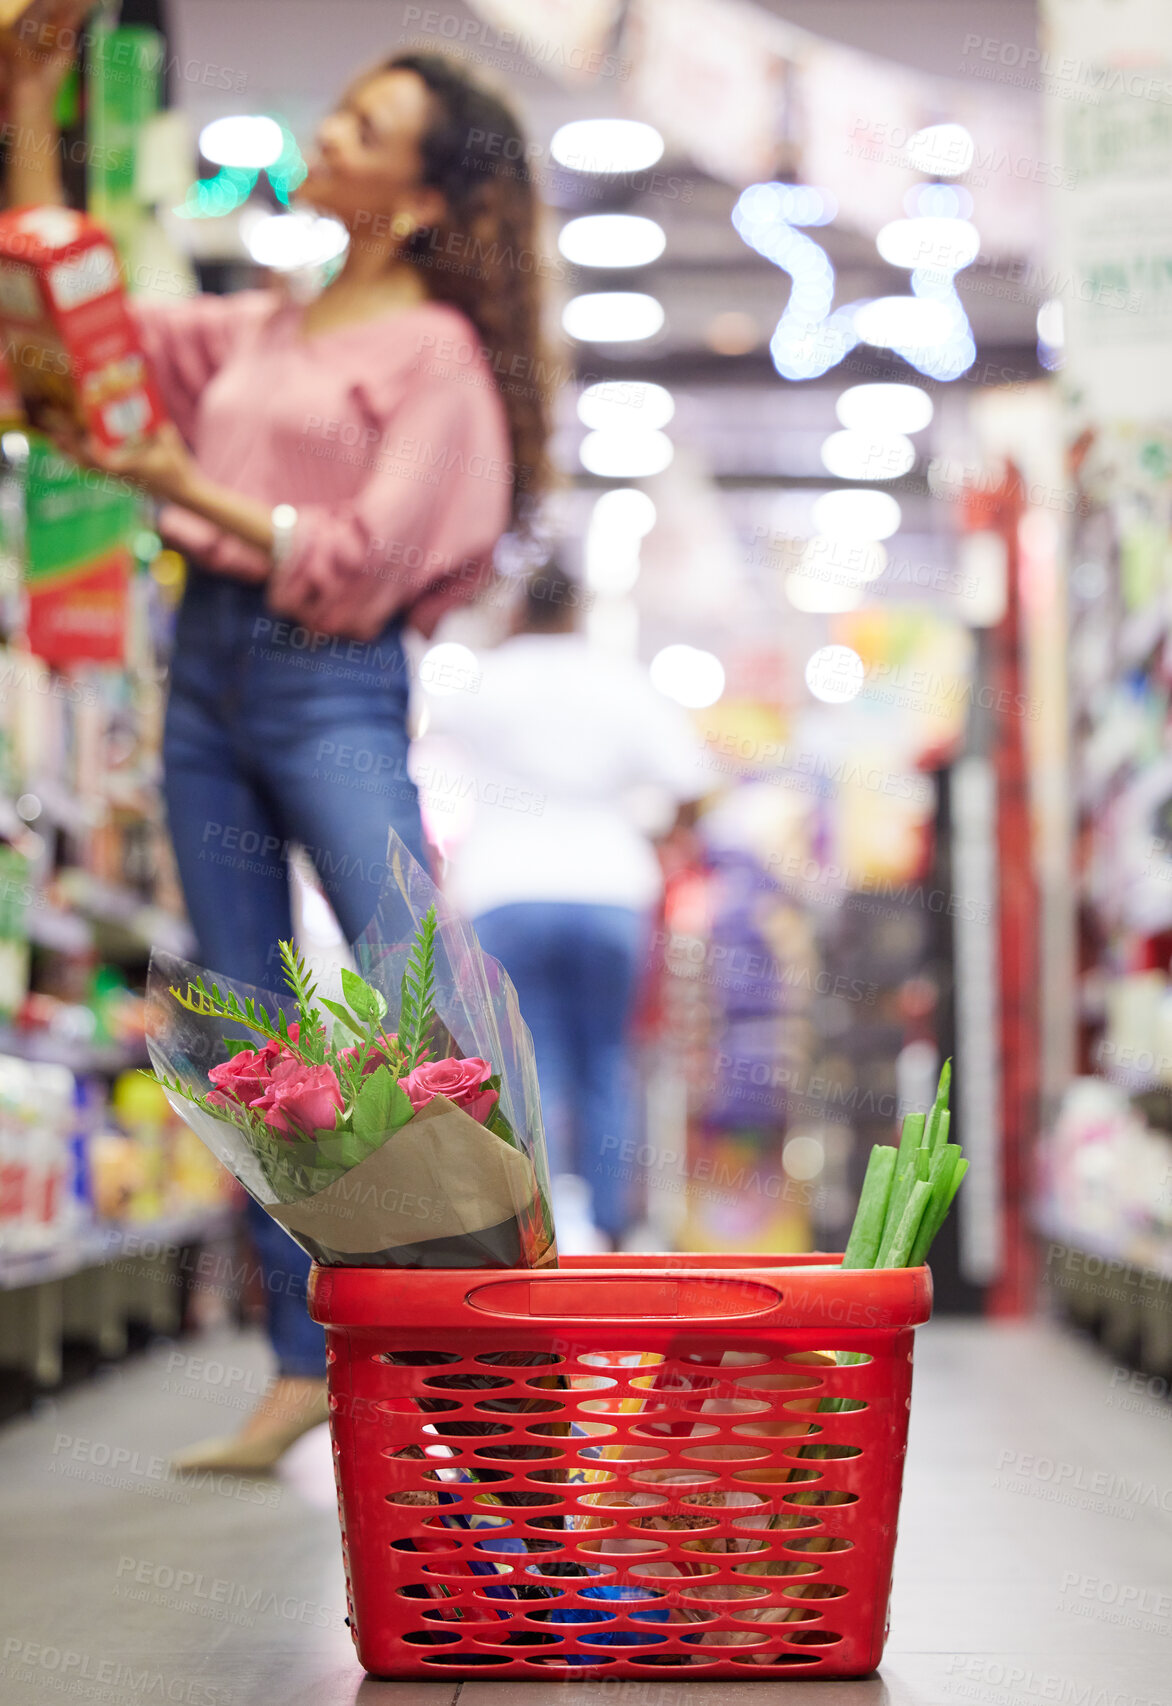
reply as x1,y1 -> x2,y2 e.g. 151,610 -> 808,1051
268,353 -> 512,642
131,291 -> 275,444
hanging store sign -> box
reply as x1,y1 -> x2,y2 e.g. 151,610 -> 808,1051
1044,0 -> 1172,417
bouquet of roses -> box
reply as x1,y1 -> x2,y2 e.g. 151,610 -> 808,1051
146,831 -> 556,1270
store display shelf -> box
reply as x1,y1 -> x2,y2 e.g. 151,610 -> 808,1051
0,1204 -> 239,1293
1117,603 -> 1168,673
25,900 -> 94,954
1035,1204 -> 1172,1282
55,870 -> 193,958
0,1024 -> 148,1074
0,782 -> 158,838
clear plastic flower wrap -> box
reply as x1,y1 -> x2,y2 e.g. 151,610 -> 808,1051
146,831 -> 557,1270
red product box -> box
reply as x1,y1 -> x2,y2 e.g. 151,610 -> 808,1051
0,205 -> 165,446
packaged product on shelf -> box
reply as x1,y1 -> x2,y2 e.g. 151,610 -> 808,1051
22,431 -> 140,667
0,842 -> 31,1017
0,206 -> 165,447
0,1052 -> 78,1251
1040,1077 -> 1172,1260
89,1068 -> 233,1223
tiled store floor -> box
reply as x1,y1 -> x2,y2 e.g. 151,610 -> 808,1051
0,1317 -> 1167,1706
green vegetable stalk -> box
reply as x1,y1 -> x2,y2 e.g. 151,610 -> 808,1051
843,1059 -> 961,1272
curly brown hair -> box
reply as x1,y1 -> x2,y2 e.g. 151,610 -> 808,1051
382,51 -> 553,529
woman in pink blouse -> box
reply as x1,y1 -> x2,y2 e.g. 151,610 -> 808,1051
7,40 -> 549,1467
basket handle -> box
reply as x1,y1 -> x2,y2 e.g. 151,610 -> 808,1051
464,1266 -> 931,1327
466,1275 -> 783,1319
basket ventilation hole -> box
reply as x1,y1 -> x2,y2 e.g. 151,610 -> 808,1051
378,1351 -> 461,1365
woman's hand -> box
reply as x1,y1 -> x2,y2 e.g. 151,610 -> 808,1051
41,412 -> 200,506
2,2 -> 87,205
4,2 -> 85,120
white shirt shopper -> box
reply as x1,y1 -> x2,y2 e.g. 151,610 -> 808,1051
423,570 -> 706,1250
427,630 -> 706,918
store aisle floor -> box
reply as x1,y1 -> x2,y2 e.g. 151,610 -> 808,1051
0,1317 -> 1167,1706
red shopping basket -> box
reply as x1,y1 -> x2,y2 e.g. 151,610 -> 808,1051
310,1253 -> 932,1679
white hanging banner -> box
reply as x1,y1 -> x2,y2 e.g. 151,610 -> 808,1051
624,0 -> 792,187
622,0 -> 1042,258
462,0 -> 626,84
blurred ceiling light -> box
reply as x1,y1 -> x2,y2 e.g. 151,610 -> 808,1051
733,181 -> 837,228
585,486 -> 652,596
550,118 -> 664,175
812,488 -> 902,541
562,291 -> 664,343
592,487 -> 657,537
585,538 -> 641,596
836,382 -> 933,435
705,310 -> 759,354
732,181 -> 854,380
1037,297 -> 1065,371
418,641 -> 481,698
241,209 -> 347,270
805,643 -> 865,704
905,123 -> 975,177
853,295 -> 954,349
801,535 -> 887,585
877,216 -> 980,272
782,1133 -> 825,1180
783,567 -> 864,614
905,182 -> 974,220
821,429 -> 915,481
650,644 -> 725,709
1036,299 -> 1064,347
199,114 -> 284,169
579,428 -> 673,478
578,380 -> 674,432
559,213 -> 666,268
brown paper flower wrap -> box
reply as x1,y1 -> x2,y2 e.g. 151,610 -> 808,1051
146,830 -> 556,1271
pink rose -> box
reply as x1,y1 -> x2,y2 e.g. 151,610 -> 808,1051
208,1043 -> 276,1108
340,1032 -> 403,1075
398,1056 -> 499,1126
250,1053 -> 344,1137
207,1025 -> 302,1109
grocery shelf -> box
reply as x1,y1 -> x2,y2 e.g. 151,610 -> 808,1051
0,1023 -> 148,1075
1035,1205 -> 1172,1282
55,869 -> 194,958
1116,601 -> 1168,673
1036,1206 -> 1172,1378
0,1204 -> 240,1293
25,900 -> 94,954
0,1204 -> 242,1389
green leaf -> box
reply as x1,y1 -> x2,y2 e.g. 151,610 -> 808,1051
399,906 -> 438,1072
484,1100 -> 518,1148
313,1122 -> 370,1172
319,996 -> 365,1035
352,1064 -> 415,1143
340,967 -> 383,1022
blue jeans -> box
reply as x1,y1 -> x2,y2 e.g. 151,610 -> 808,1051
473,903 -> 646,1240
163,572 -> 427,1379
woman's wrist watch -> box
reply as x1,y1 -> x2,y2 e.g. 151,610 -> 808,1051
271,503 -> 299,566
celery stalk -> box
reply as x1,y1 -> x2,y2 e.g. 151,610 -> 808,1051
884,1178 -> 932,1267
907,1143 -> 961,1267
840,1144 -> 896,1269
876,1112 -> 925,1253
923,1059 -> 952,1150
